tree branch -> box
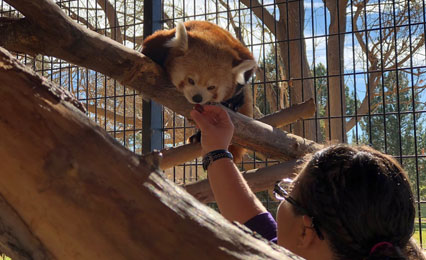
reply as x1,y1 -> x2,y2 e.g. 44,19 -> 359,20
96,0 -> 124,43
159,98 -> 318,169
239,0 -> 277,35
184,159 -> 305,204
2,0 -> 321,161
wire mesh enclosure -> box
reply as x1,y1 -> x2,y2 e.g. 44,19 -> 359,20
1,0 -> 425,248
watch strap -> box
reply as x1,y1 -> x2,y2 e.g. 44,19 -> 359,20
202,149 -> 233,171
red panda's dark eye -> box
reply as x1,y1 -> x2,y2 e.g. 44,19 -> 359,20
188,78 -> 195,85
207,86 -> 216,90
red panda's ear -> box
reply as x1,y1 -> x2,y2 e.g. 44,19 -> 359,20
142,29 -> 176,66
164,22 -> 188,54
232,59 -> 257,84
142,22 -> 188,66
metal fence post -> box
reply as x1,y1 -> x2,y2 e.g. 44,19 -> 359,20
142,0 -> 163,153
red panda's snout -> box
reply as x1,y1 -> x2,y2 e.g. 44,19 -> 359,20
181,82 -> 224,105
169,67 -> 233,104
191,94 -> 203,104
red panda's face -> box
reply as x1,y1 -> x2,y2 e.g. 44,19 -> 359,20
168,56 -> 234,104
161,21 -> 257,104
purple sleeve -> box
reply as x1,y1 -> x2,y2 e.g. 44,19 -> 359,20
244,212 -> 277,243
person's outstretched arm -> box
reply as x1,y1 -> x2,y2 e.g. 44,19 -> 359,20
190,105 -> 267,223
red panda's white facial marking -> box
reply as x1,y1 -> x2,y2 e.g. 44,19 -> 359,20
164,22 -> 257,105
170,70 -> 231,104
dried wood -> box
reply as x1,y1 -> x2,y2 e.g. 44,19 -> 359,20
0,47 -> 300,259
184,159 -> 306,204
158,98 -> 317,169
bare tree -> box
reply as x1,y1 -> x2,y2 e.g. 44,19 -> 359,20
346,0 -> 426,134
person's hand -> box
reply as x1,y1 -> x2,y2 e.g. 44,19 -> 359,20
190,105 -> 234,155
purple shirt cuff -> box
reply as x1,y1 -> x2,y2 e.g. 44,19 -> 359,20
244,212 -> 278,243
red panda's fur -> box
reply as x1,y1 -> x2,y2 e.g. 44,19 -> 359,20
142,21 -> 256,162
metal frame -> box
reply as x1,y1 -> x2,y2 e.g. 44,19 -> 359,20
142,0 -> 164,153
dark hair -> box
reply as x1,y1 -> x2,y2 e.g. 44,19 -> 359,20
293,145 -> 415,260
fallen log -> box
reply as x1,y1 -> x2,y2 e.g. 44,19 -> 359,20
0,47 -> 300,259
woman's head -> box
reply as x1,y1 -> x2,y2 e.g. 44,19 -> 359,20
277,145 -> 415,259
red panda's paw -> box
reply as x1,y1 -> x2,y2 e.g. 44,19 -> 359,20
228,145 -> 245,163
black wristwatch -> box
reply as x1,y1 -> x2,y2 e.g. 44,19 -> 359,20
202,149 -> 233,171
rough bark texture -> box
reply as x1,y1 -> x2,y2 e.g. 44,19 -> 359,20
239,0 -> 317,141
159,98 -> 318,170
324,0 -> 348,142
0,0 -> 320,161
0,47 -> 301,259
259,98 -> 316,128
159,142 -> 202,170
185,159 -> 306,204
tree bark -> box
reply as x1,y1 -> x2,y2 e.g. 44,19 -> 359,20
0,47 -> 300,259
0,0 -> 320,161
279,1 -> 316,141
259,98 -> 316,128
324,0 -> 348,142
239,0 -> 317,141
96,0 -> 124,43
159,98 -> 318,170
185,159 -> 306,204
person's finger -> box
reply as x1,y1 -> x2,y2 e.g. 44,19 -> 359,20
217,109 -> 233,126
204,105 -> 233,128
190,109 -> 213,131
200,105 -> 222,113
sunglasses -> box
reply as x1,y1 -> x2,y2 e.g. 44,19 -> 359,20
273,179 -> 325,240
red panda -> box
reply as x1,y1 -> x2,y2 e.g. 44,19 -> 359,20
142,20 -> 256,162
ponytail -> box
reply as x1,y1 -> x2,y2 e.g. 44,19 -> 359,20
366,242 -> 405,259
295,145 -> 416,260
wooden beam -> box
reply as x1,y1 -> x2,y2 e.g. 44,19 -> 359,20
0,47 -> 297,259
158,98 -> 318,169
184,159 -> 305,203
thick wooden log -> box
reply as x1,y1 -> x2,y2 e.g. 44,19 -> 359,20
159,142 -> 202,170
0,47 -> 301,259
184,159 -> 306,204
259,98 -> 316,128
159,98 -> 317,169
1,0 -> 321,161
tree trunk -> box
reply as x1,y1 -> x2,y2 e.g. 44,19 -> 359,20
0,47 -> 300,260
240,0 -> 317,141
277,1 -> 316,141
324,0 -> 348,142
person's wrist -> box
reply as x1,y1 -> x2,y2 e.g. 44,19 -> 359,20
202,145 -> 230,156
202,149 -> 233,171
